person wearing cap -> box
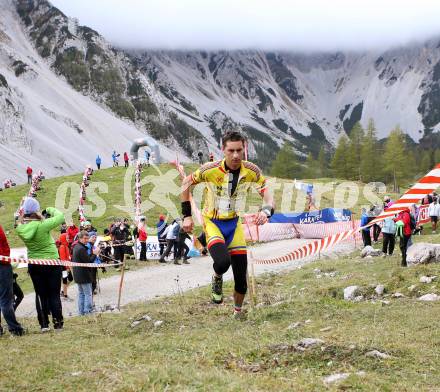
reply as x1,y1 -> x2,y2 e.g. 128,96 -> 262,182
16,197 -> 65,331
156,215 -> 168,257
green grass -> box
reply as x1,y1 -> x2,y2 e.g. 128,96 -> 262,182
2,234 -> 440,390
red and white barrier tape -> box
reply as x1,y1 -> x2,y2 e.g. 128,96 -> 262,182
0,255 -> 118,268
253,164 -> 440,265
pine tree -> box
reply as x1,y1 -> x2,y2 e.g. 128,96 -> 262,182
360,119 -> 380,182
270,142 -> 302,179
317,146 -> 329,177
434,148 -> 440,166
331,135 -> 349,178
304,152 -> 319,179
346,122 -> 364,180
383,125 -> 408,192
419,149 -> 433,174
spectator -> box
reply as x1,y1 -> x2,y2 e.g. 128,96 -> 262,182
360,208 -> 371,247
159,218 -> 180,263
157,215 -> 168,256
72,231 -> 100,315
124,152 -> 129,168
145,150 -> 150,167
394,208 -> 412,267
96,155 -> 102,170
26,166 -> 33,185
60,222 -> 67,234
422,194 -> 433,205
176,223 -> 191,264
99,229 -> 112,264
138,217 -> 148,261
209,152 -> 214,162
382,200 -> 396,256
112,151 -> 120,167
197,151 -> 203,164
83,220 -> 97,233
67,223 -> 79,247
428,197 -> 440,234
111,219 -> 129,267
0,225 -> 24,336
16,198 -> 65,331
58,233 -> 73,300
368,205 -> 382,243
86,232 -> 100,295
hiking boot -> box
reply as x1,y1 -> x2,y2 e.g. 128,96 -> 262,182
174,259 -> 181,265
211,275 -> 223,304
183,259 -> 190,264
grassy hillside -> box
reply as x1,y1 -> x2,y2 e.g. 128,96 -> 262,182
1,234 -> 440,390
0,164 -> 400,248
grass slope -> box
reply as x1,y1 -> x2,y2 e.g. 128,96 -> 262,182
0,165 -> 399,248
1,234 -> 440,390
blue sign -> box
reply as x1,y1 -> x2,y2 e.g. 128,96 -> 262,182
269,208 -> 352,224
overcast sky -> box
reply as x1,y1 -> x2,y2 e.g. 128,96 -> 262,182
50,0 -> 440,51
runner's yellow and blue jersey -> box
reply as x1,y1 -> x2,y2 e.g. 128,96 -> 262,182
191,159 -> 267,220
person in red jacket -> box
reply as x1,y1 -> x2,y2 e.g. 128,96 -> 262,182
124,152 -> 129,168
67,223 -> 79,247
394,208 -> 412,267
26,166 -> 33,185
138,217 -> 148,261
58,233 -> 73,299
0,225 -> 24,336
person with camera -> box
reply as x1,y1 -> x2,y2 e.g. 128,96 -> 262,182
111,219 -> 130,267
16,198 -> 65,331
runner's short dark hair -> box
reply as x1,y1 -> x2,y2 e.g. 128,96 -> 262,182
222,131 -> 246,148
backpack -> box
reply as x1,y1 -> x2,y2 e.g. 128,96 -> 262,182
395,220 -> 404,238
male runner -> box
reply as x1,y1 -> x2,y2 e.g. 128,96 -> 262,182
181,131 -> 274,318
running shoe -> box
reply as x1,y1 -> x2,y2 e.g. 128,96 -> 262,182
211,275 -> 223,304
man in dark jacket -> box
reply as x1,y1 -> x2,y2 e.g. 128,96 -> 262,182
0,225 -> 24,336
72,231 -> 100,315
111,220 -> 130,266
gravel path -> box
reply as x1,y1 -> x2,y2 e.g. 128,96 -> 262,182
15,239 -> 356,318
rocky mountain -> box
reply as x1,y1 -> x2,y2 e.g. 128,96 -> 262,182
1,0 -> 440,181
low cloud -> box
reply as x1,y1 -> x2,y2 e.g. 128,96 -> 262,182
51,0 -> 440,51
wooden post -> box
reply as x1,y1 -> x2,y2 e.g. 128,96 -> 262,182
117,254 -> 127,310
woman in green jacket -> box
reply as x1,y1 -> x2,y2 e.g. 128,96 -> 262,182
16,197 -> 65,331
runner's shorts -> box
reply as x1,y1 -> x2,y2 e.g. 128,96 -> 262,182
203,216 -> 247,255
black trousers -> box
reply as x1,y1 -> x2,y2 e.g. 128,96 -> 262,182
13,276 -> 24,310
209,243 -> 247,295
113,246 -> 125,265
399,235 -> 411,267
362,230 -> 371,247
382,233 -> 395,255
372,224 -> 381,242
139,241 -> 147,261
176,240 -> 189,260
159,240 -> 166,256
160,239 -> 177,261
124,161 -> 129,167
28,265 -> 63,328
